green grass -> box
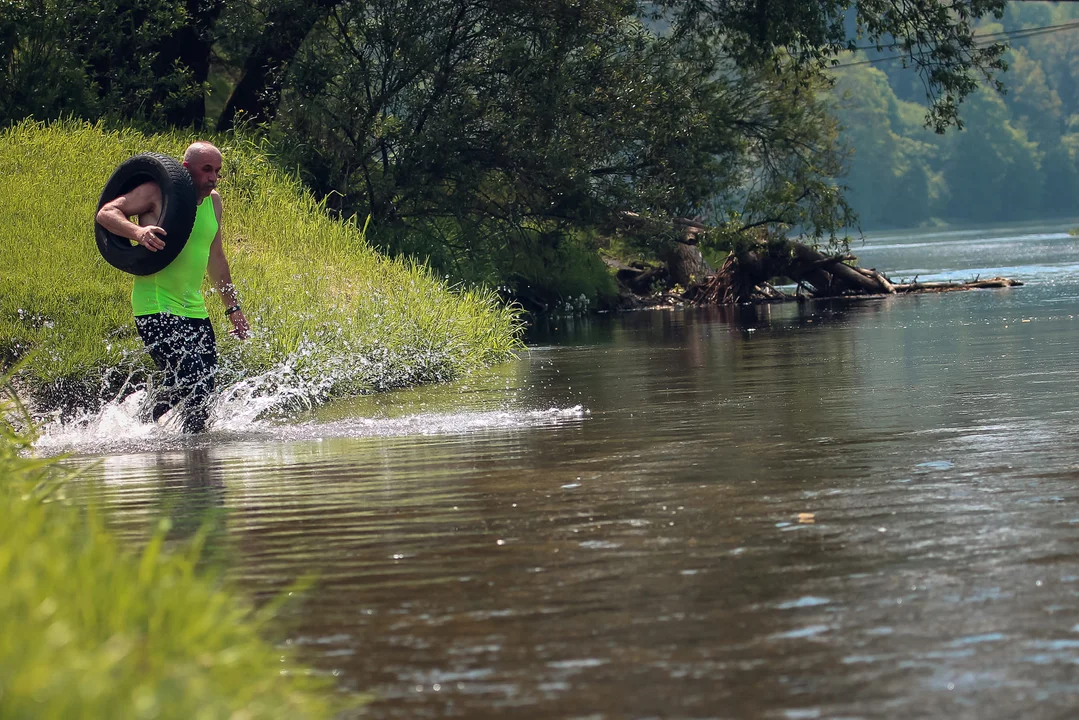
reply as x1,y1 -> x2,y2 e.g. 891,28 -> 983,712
0,120 -> 524,410
0,389 -> 354,719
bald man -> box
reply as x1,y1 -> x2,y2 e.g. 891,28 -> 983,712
96,142 -> 248,433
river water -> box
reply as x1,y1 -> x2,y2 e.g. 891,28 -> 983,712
44,221 -> 1079,718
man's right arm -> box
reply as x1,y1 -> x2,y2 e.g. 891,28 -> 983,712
95,182 -> 167,252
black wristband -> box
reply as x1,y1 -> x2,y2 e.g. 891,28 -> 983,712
225,305 -> 241,316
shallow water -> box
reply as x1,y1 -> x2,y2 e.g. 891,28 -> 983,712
51,220 -> 1079,718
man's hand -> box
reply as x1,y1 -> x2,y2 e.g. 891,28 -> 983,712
133,225 -> 167,252
228,309 -> 249,340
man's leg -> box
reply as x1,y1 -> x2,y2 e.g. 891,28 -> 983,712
135,313 -> 182,422
174,318 -> 218,433
135,314 -> 218,431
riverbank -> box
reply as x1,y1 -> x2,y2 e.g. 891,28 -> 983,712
0,120 -> 523,418
0,391 -> 353,718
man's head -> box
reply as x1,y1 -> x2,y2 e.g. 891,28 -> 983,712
183,142 -> 223,200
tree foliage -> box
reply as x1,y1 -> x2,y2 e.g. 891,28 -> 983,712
0,0 -> 214,127
271,3 -> 849,247
652,0 -> 1008,132
832,2 -> 1079,228
1,0 -> 1018,301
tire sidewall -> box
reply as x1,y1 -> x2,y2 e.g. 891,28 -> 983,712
95,153 -> 197,276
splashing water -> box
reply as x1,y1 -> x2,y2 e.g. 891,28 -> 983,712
31,348 -> 587,457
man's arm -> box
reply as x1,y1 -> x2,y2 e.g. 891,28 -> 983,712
95,182 -> 167,251
206,191 -> 249,339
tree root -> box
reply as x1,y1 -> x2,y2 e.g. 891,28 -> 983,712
691,240 -> 1022,305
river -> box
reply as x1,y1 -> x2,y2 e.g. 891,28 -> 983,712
42,220 -> 1079,718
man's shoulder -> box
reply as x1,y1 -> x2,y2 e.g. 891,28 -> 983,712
210,189 -> 223,213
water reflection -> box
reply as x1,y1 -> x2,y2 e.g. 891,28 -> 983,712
161,449 -> 228,549
85,449 -> 231,559
70,222 -> 1079,718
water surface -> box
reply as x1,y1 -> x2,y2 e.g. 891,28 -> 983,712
52,221 -> 1079,718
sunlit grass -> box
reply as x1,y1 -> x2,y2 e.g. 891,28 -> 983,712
0,120 -> 524,410
0,387 -> 352,718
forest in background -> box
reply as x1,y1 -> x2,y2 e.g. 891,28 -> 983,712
834,3 -> 1079,229
2,0 -> 1036,308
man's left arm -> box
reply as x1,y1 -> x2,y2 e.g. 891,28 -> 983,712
206,191 -> 249,339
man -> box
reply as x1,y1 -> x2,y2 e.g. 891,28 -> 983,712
96,142 -> 248,432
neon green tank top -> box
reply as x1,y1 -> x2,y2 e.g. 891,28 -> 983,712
132,196 -> 218,318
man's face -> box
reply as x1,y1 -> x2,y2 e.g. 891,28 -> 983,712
185,150 -> 223,199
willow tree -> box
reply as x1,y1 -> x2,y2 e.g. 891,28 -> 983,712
0,0 -> 1013,302
652,0 -> 1009,133
227,0 -> 1004,299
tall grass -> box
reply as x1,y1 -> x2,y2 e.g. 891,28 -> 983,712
0,388 -> 350,718
0,120 -> 524,410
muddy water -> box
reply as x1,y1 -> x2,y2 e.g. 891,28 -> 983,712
61,221 -> 1079,718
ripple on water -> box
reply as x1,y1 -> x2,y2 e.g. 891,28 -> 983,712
53,227 -> 1079,719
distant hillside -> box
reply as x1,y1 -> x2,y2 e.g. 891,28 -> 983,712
830,2 -> 1079,229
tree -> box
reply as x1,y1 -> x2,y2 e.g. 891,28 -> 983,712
0,0 -> 208,128
211,0 -> 1010,138
151,0 -> 225,128
259,0 -> 852,291
830,62 -> 902,227
652,0 -> 1009,133
941,87 -> 1040,222
1006,47 -> 1063,145
0,0 -> 96,125
215,0 -> 340,131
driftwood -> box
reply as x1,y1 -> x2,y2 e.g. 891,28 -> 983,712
605,216 -> 1022,306
689,238 -> 1022,305
892,277 -> 1021,292
855,267 -> 897,293
792,243 -> 891,295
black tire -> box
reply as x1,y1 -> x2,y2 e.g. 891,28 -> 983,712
94,153 -> 197,276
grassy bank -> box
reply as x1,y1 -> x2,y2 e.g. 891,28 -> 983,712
0,120 -> 523,411
0,393 -> 349,718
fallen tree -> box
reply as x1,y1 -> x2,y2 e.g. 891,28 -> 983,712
688,238 -> 1021,305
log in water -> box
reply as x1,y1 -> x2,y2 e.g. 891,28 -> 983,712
692,239 -> 1022,304
42,221 -> 1079,720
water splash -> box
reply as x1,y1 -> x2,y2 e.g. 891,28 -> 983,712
34,401 -> 585,457
31,346 -> 586,457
